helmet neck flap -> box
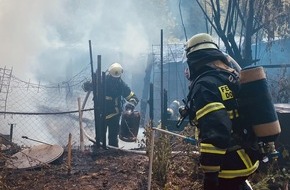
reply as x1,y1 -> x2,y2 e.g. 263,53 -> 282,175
187,49 -> 229,81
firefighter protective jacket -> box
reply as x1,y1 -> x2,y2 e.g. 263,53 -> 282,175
189,62 -> 260,179
105,75 -> 139,120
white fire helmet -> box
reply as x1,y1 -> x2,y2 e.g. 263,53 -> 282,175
185,33 -> 219,56
108,62 -> 123,78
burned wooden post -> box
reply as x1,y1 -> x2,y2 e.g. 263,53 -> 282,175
148,83 -> 154,127
9,123 -> 14,142
160,29 -> 165,129
89,40 -> 102,153
101,71 -> 106,149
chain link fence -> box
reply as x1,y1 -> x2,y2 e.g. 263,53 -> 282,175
0,67 -> 96,148
0,63 -> 289,148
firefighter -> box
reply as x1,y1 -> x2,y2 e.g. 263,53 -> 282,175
103,62 -> 139,147
83,62 -> 139,147
167,100 -> 181,120
184,33 -> 260,190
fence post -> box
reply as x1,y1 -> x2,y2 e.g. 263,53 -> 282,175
9,123 -> 14,142
147,128 -> 155,190
67,133 -> 72,175
78,97 -> 84,152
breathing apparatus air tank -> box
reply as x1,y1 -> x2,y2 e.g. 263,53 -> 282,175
238,66 -> 281,158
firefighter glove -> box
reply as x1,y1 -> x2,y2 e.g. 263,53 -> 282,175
178,106 -> 188,117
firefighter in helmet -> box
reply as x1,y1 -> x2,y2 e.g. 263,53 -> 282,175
83,62 -> 139,147
103,62 -> 139,147
184,33 -> 260,190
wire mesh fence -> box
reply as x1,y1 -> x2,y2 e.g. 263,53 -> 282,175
0,63 -> 289,148
0,67 -> 96,148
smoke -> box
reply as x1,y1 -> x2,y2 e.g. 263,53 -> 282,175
0,0 -> 176,82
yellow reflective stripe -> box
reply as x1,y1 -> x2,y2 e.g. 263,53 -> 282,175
227,109 -> 239,119
200,165 -> 220,172
106,108 -> 120,119
237,149 -> 252,168
106,113 -> 119,119
128,98 -> 138,106
196,102 -> 225,120
227,110 -> 234,119
219,149 -> 259,179
235,109 -> 239,117
106,98 -> 120,119
200,143 -> 226,155
218,160 -> 259,179
125,91 -> 134,100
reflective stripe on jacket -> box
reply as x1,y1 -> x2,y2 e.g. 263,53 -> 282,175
190,67 -> 259,178
105,75 -> 138,119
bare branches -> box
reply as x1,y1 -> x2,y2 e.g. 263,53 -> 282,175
195,0 -> 290,68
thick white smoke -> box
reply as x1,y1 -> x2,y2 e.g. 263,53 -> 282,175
0,0 -> 173,82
